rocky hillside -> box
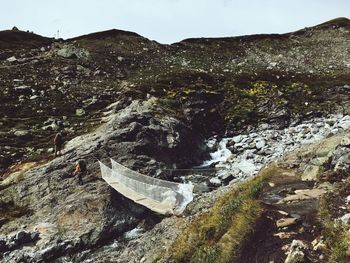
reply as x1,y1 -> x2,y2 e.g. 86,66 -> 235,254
0,18 -> 350,262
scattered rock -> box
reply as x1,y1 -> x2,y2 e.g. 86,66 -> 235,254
0,238 -> 8,252
47,147 -> 54,153
56,44 -> 90,60
339,213 -> 350,224
6,56 -> 17,62
338,116 -> 350,130
284,240 -> 308,263
274,232 -> 297,239
311,237 -> 327,251
219,173 -> 235,185
232,135 -> 243,143
208,177 -> 222,187
42,123 -> 58,131
255,139 -> 266,150
75,108 -> 86,116
14,85 -> 32,95
346,195 -> 350,203
276,217 -> 298,228
193,182 -> 210,193
278,189 -> 326,203
13,130 -> 31,139
204,115 -> 350,182
301,165 -> 320,181
330,144 -> 350,171
340,136 -> 350,146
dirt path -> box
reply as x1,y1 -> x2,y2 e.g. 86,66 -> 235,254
235,133 -> 350,263
236,168 -> 325,263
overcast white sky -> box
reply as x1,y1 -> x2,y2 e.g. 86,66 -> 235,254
2,0 -> 350,43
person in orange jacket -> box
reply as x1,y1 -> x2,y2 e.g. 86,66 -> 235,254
74,159 -> 87,185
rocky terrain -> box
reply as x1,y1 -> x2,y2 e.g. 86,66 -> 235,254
0,18 -> 350,262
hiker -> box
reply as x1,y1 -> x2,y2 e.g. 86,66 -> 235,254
74,159 -> 87,185
53,132 -> 64,157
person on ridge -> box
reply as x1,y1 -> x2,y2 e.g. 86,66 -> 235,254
53,131 -> 64,157
74,159 -> 87,185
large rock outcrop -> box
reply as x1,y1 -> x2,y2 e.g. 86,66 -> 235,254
0,98 -> 208,262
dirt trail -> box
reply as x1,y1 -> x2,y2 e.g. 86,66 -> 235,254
236,134 -> 350,263
236,169 -> 324,262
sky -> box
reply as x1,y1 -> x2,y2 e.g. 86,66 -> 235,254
2,0 -> 350,44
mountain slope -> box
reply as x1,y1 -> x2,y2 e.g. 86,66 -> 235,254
0,18 -> 350,262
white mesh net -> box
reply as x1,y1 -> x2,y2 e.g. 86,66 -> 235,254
99,159 -> 193,215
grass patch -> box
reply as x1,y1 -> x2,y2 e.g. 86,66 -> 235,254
318,197 -> 350,263
165,165 -> 276,263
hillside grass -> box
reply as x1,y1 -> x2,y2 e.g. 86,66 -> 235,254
164,165 -> 276,263
318,197 -> 350,263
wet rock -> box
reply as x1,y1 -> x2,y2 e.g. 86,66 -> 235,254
124,227 -> 144,240
232,135 -> 243,143
208,177 -> 222,187
204,115 -> 350,185
255,139 -> 266,150
234,142 -> 245,150
193,182 -> 210,193
234,159 -> 257,175
206,138 -> 219,152
219,173 -> 235,185
225,140 -> 235,152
